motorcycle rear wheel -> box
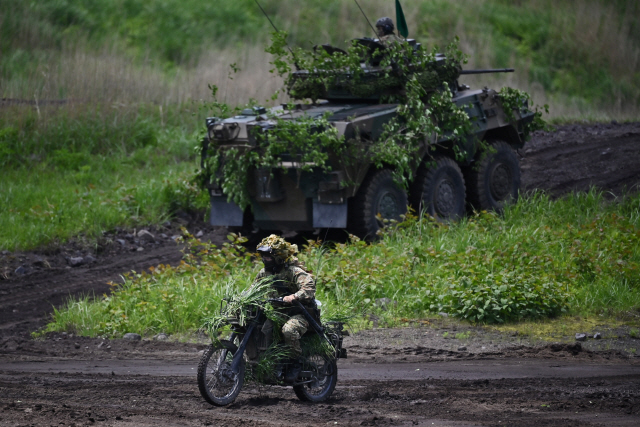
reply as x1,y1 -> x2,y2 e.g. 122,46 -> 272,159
293,353 -> 337,402
197,340 -> 245,406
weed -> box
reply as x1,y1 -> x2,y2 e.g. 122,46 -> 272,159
455,331 -> 471,340
630,329 -> 639,339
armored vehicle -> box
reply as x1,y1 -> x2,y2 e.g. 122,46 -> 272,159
200,38 -> 536,239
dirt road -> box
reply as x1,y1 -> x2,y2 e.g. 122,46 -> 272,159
1,336 -> 639,426
1,121 -> 640,426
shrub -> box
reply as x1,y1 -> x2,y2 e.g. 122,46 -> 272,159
435,273 -> 569,323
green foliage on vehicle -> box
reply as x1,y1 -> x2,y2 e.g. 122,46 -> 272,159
199,31 -> 546,210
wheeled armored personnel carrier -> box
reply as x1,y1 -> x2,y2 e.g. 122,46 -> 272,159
199,37 -> 537,239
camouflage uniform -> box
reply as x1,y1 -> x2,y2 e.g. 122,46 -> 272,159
253,235 -> 316,357
378,33 -> 405,47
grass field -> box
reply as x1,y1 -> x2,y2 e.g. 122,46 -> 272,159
41,190 -> 640,337
1,0 -> 638,117
0,104 -> 208,250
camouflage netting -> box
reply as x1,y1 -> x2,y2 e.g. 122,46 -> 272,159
257,234 -> 299,262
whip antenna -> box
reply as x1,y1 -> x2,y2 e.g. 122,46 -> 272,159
254,0 -> 280,34
353,0 -> 379,39
253,0 -> 299,69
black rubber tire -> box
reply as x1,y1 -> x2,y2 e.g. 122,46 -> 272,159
293,355 -> 338,403
348,169 -> 408,240
465,140 -> 520,212
409,156 -> 466,221
197,340 -> 245,406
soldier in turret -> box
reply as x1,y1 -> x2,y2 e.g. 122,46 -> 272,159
375,17 -> 405,46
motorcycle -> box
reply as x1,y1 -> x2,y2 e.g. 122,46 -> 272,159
197,294 -> 347,405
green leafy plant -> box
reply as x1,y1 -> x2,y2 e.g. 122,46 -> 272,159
498,87 -> 549,139
455,331 -> 471,339
435,273 -> 570,323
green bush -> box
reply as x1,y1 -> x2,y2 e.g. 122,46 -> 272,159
435,273 -> 569,323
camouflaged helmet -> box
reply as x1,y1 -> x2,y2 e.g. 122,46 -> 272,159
375,17 -> 395,35
256,234 -> 298,265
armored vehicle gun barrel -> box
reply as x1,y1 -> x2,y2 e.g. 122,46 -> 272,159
460,68 -> 515,75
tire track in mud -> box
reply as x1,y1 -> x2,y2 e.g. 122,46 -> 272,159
3,358 -> 640,381
0,245 -> 185,337
520,122 -> 640,197
0,368 -> 638,426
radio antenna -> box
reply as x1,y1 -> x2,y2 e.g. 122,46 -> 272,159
353,0 -> 379,39
253,0 -> 299,69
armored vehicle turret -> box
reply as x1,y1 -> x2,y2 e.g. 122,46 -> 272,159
199,36 -> 538,239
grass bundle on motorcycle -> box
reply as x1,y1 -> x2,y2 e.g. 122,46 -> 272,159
202,277 -> 277,341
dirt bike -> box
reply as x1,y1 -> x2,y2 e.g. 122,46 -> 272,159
197,296 -> 347,405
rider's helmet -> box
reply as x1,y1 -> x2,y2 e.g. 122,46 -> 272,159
375,17 -> 395,36
256,234 -> 298,273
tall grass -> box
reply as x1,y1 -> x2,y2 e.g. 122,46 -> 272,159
0,105 -> 208,251
41,190 -> 640,337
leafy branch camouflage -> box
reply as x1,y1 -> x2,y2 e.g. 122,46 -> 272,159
198,31 -> 547,212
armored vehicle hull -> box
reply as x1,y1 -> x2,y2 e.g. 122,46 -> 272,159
201,81 -> 534,239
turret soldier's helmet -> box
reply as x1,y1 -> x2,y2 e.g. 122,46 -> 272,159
375,17 -> 395,35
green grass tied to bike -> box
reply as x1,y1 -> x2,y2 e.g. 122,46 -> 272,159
198,234 -> 347,405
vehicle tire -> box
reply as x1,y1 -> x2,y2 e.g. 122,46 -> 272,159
348,169 -> 408,240
293,354 -> 338,403
197,340 -> 245,406
465,140 -> 520,212
409,156 -> 466,221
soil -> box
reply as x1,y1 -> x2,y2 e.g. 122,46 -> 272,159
1,122 -> 640,426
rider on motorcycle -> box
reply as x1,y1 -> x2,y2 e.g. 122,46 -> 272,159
254,234 -> 316,381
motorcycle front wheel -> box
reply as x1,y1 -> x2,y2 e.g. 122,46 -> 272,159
197,340 -> 245,406
293,353 -> 337,402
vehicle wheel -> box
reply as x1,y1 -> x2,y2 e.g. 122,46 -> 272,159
348,169 -> 408,240
197,340 -> 245,406
465,140 -> 520,212
409,156 -> 466,221
293,354 -> 338,403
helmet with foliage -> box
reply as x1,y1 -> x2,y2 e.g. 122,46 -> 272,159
375,17 -> 395,35
256,234 -> 298,269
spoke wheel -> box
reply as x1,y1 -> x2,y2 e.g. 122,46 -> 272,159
465,140 -> 520,212
293,353 -> 337,403
197,340 -> 245,406
409,156 -> 466,221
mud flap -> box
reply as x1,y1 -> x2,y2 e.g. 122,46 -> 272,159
312,200 -> 347,228
209,196 -> 243,227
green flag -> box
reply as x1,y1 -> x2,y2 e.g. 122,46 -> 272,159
395,0 -> 409,39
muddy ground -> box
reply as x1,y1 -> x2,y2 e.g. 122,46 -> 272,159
1,122 -> 640,426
